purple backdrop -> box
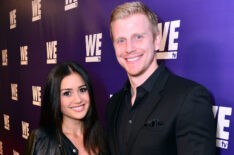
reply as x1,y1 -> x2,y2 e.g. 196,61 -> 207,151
0,0 -> 233,154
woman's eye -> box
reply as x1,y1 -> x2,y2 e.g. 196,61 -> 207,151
80,87 -> 88,93
63,91 -> 71,96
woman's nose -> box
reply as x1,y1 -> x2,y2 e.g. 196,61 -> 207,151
73,92 -> 81,103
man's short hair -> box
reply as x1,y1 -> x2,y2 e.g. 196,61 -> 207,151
110,1 -> 159,40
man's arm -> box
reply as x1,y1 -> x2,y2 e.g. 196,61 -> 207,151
176,85 -> 216,155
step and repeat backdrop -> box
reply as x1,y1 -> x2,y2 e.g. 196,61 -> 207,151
0,0 -> 233,154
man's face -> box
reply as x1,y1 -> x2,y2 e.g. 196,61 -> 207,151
112,13 -> 160,78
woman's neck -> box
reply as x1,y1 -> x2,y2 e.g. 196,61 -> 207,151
62,118 -> 84,136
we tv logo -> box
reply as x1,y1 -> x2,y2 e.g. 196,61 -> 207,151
11,83 -> 18,101
157,20 -> 180,59
0,141 -> 3,155
13,150 -> 19,155
32,86 -> 41,106
20,45 -> 28,65
65,0 -> 78,11
3,114 -> 10,130
32,0 -> 41,22
46,41 -> 57,64
9,9 -> 16,29
213,106 -> 232,149
22,121 -> 29,139
2,49 -> 8,66
85,33 -> 102,62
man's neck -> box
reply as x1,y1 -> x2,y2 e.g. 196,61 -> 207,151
128,63 -> 158,105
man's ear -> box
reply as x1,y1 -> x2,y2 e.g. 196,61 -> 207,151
154,34 -> 161,51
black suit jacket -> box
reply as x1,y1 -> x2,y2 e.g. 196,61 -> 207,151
106,65 -> 216,155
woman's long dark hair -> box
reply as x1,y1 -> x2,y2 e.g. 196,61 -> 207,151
39,61 -> 107,154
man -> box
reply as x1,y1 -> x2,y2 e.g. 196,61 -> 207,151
106,1 -> 216,155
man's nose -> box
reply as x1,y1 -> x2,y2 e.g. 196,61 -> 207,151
126,40 -> 135,53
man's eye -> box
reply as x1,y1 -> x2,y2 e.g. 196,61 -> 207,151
63,91 -> 71,96
136,35 -> 142,39
117,39 -> 125,44
80,87 -> 88,93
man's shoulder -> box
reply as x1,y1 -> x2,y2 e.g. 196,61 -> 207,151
106,89 -> 124,116
110,89 -> 125,101
166,72 -> 209,93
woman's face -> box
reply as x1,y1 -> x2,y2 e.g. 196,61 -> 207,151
60,72 -> 90,122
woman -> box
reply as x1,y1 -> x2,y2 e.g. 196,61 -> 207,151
24,61 -> 108,155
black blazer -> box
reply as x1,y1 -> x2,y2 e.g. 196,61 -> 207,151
106,65 -> 216,155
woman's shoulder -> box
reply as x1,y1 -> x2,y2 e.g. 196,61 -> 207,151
29,128 -> 50,140
24,128 -> 60,155
24,128 -> 50,155
28,128 -> 51,146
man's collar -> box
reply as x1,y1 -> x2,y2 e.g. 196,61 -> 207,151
123,63 -> 165,92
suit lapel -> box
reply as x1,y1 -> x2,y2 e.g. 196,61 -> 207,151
127,66 -> 171,154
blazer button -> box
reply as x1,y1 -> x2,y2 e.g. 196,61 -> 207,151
129,120 -> 132,124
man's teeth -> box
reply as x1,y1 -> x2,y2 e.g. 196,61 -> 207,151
127,57 -> 139,62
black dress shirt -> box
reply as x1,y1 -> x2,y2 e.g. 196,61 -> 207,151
117,64 -> 164,154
